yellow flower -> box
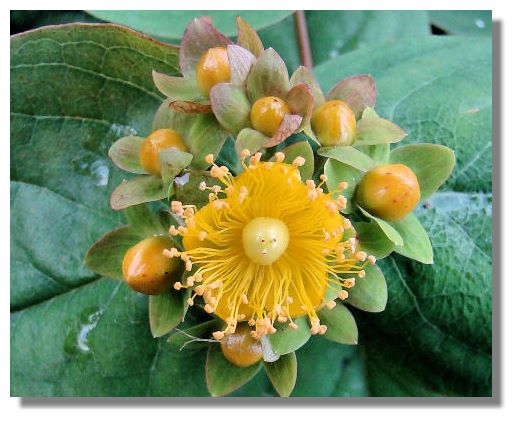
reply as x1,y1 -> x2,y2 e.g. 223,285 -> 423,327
164,151 -> 371,340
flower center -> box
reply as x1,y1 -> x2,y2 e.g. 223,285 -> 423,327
242,217 -> 289,265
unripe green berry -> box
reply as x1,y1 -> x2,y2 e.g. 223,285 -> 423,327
356,164 -> 420,221
139,129 -> 188,175
250,96 -> 291,137
311,100 -> 356,146
220,323 -> 263,367
196,47 -> 231,97
122,236 -> 180,295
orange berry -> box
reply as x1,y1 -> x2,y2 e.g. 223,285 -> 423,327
311,100 -> 356,146
356,164 -> 420,221
250,96 -> 291,137
139,129 -> 188,175
220,323 -> 263,367
122,236 -> 180,295
196,47 -> 231,96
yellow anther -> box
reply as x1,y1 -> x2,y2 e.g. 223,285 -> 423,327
205,154 -> 214,164
336,195 -> 347,208
250,152 -> 263,165
240,149 -> 251,159
320,174 -> 328,182
173,282 -> 182,290
199,181 -> 207,191
288,322 -> 298,330
210,166 -> 221,178
204,304 -> 214,313
194,285 -> 205,295
306,179 -> 316,190
368,255 -> 377,264
358,270 -> 366,278
308,190 -> 318,201
212,185 -> 222,193
286,296 -> 294,304
180,253 -> 189,262
338,290 -> 349,300
264,162 -> 274,170
292,156 -> 306,167
212,331 -> 224,340
356,251 -> 367,261
241,293 -> 249,304
198,231 -> 208,241
169,226 -> 180,236
208,192 -> 217,201
277,315 -> 288,323
194,273 -> 203,282
318,325 -> 328,335
162,249 -> 174,258
185,260 -> 193,271
326,300 -> 337,310
344,277 -> 355,288
275,152 -> 285,162
186,276 -> 195,287
187,298 -> 194,306
338,181 -> 349,190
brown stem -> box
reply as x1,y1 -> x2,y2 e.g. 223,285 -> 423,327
294,10 -> 313,69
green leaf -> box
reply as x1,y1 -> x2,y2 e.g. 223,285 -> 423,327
246,48 -> 289,104
264,352 -> 297,397
84,226 -> 141,281
87,10 -> 294,40
205,345 -> 262,397
149,290 -> 189,338
390,143 -> 456,200
292,336 -> 361,397
355,222 -> 395,259
108,136 -> 146,174
168,319 -> 222,350
151,72 -> 200,102
355,115 -> 407,146
324,159 -> 362,214
159,149 -> 193,186
389,213 -> 433,264
268,317 -> 311,355
359,207 -> 404,246
210,83 -> 251,134
356,144 -> 390,164
235,128 -> 268,156
186,114 -> 229,170
124,203 -> 168,237
318,304 -> 358,345
306,10 -> 430,66
318,146 -> 375,172
429,10 -> 492,36
281,141 -> 314,181
346,264 -> 387,313
110,175 -> 168,210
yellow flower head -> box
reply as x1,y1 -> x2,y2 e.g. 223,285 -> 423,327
165,151 -> 371,340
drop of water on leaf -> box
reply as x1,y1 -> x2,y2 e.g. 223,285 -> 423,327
71,155 -> 110,187
90,160 -> 110,186
108,123 -> 138,138
475,19 -> 485,28
76,308 -> 104,352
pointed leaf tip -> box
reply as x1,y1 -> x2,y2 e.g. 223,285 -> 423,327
236,15 -> 264,58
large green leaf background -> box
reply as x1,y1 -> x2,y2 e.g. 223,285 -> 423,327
10,12 -> 492,397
